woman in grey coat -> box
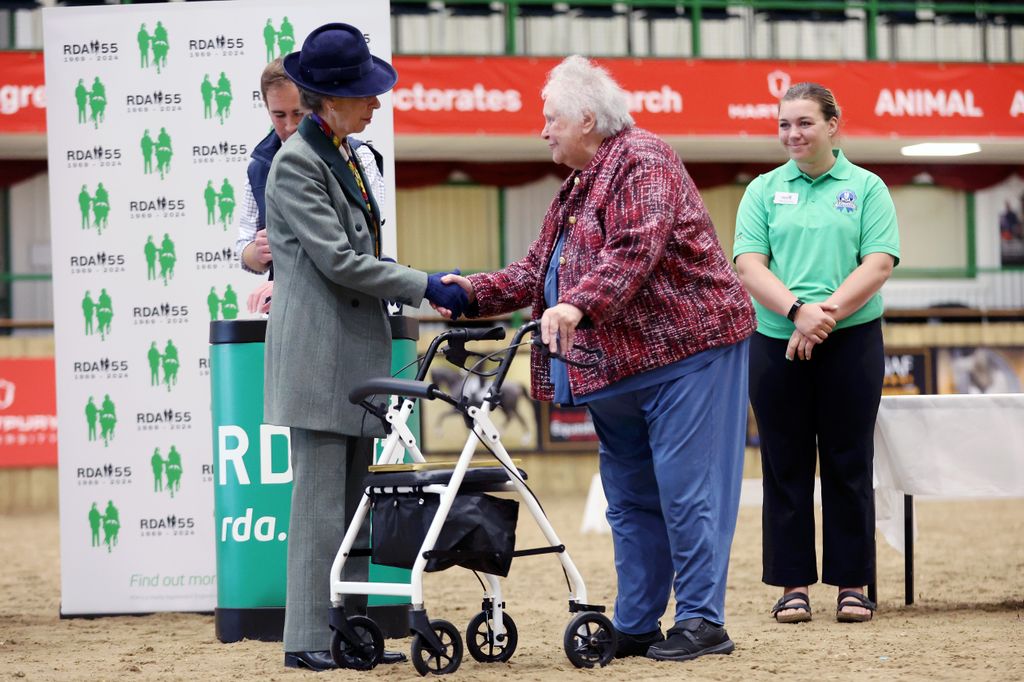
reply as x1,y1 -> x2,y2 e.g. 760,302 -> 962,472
265,22 -> 466,671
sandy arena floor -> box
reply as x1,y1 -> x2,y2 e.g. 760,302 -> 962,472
1,496 -> 1022,681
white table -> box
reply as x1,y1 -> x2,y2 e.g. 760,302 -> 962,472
873,393 -> 1024,603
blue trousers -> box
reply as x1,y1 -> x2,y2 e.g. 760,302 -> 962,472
587,340 -> 748,633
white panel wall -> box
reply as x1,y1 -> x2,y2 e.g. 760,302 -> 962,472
630,12 -> 692,57
518,11 -> 572,56
700,9 -> 749,58
890,186 -> 967,270
392,10 -> 445,54
503,175 -> 563,265
443,9 -> 505,55
9,172 -> 52,326
567,10 -> 629,56
14,8 -> 44,49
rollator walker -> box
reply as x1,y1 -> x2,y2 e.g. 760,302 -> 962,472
327,320 -> 617,675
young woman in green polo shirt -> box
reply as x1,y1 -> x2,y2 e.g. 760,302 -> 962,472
733,83 -> 900,624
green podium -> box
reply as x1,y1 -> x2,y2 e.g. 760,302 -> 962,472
209,317 -> 418,643
210,319 -> 288,642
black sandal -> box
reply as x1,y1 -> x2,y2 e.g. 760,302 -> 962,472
836,590 -> 876,623
771,592 -> 812,623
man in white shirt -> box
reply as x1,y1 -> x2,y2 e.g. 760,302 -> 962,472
234,58 -> 386,314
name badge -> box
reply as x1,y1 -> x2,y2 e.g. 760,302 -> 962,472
774,192 -> 799,205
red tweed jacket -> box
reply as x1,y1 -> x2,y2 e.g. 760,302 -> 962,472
468,127 -> 756,401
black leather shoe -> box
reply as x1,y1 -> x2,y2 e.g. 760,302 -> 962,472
614,628 -> 665,658
285,649 -> 407,670
646,618 -> 735,662
284,650 -> 338,671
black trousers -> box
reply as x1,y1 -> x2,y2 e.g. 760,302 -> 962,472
749,319 -> 883,587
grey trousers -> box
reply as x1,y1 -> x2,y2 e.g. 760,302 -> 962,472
283,427 -> 371,652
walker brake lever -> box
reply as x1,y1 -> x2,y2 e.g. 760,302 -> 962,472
530,336 -> 603,368
442,342 -> 471,369
442,342 -> 501,376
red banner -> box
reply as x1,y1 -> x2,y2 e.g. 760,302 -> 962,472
3,51 -> 1023,138
0,51 -> 46,134
391,56 -> 1024,139
0,358 -> 58,468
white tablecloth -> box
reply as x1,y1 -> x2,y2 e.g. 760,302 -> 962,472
873,393 -> 1024,552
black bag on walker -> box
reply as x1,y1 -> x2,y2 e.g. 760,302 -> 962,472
371,492 -> 518,577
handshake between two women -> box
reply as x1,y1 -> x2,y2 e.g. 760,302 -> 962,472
424,269 -> 473,320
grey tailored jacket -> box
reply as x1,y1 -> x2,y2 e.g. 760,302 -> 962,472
263,117 -> 427,436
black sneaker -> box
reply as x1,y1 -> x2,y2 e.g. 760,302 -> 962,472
646,618 -> 735,662
613,628 -> 665,658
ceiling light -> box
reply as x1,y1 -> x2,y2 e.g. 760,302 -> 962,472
900,143 -> 981,157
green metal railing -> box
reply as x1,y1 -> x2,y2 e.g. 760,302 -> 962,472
0,187 -> 7,321
393,0 -> 1024,60
0,273 -> 50,282
4,2 -> 1022,56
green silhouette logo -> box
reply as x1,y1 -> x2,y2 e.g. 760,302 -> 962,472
147,339 -> 180,392
141,129 -> 153,175
201,72 -> 233,124
150,445 -> 183,497
207,285 -> 239,321
82,288 -> 114,340
143,233 -> 177,285
138,21 -> 169,73
203,179 -> 235,230
201,75 -> 213,120
144,235 -> 156,280
263,17 -> 295,62
89,500 -> 121,552
141,127 -> 173,179
78,183 -> 111,234
85,393 -> 118,446
75,76 -> 107,128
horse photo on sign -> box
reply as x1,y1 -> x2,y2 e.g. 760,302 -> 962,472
421,349 -> 538,453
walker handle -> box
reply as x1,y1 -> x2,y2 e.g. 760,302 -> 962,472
348,378 -> 438,405
449,325 -> 506,342
443,326 -> 506,370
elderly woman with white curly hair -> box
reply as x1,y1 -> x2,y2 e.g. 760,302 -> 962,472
442,56 -> 756,662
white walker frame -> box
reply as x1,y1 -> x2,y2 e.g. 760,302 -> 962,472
326,322 -> 616,675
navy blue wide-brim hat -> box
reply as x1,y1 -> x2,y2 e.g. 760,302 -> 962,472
283,22 -> 397,98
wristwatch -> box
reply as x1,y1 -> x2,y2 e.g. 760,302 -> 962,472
787,298 -> 805,322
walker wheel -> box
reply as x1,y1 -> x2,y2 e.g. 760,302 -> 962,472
466,610 -> 518,663
563,611 -> 617,668
411,618 -> 463,676
330,615 -> 384,670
